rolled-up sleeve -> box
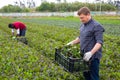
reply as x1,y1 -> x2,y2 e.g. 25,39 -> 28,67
94,24 -> 105,45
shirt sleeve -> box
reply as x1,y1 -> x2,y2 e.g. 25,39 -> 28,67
11,29 -> 14,33
94,24 -> 105,45
16,29 -> 20,34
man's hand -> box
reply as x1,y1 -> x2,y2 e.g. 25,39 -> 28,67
66,37 -> 80,46
66,41 -> 74,46
83,52 -> 93,62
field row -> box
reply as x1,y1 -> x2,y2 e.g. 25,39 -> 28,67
14,16 -> 120,36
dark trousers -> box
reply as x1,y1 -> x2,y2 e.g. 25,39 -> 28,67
83,58 -> 100,80
20,29 -> 26,36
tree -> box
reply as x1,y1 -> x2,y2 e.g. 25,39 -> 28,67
0,5 -> 30,12
0,5 -> 22,12
64,0 -> 67,3
36,2 -> 117,12
36,2 -> 51,11
27,0 -> 36,8
41,0 -> 47,3
56,0 -> 61,3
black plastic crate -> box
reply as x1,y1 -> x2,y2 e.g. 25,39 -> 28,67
55,48 -> 89,73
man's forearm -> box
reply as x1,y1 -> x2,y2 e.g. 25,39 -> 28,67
67,37 -> 80,45
72,37 -> 80,45
11,29 -> 14,36
17,29 -> 20,35
91,43 -> 102,55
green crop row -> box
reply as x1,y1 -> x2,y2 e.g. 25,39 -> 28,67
13,16 -> 120,36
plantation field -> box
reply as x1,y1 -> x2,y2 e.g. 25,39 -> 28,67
0,16 -> 120,80
14,16 -> 120,36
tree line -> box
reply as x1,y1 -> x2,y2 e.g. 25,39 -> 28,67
0,2 -> 117,13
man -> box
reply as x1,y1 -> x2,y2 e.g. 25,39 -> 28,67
67,7 -> 104,80
8,21 -> 27,37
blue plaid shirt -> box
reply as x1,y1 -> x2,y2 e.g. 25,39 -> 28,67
79,19 -> 105,59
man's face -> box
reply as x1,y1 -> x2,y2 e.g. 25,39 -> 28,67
79,14 -> 90,24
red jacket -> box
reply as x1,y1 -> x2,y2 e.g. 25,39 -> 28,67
13,22 -> 26,30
